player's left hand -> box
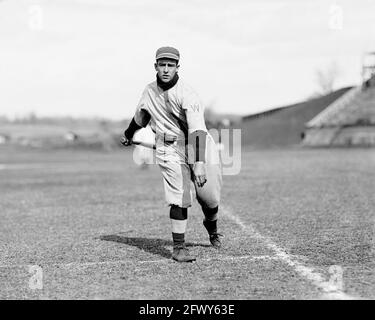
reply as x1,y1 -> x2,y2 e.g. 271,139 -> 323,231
193,161 -> 207,187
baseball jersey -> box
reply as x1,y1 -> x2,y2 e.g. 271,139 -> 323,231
133,79 -> 207,142
131,78 -> 222,208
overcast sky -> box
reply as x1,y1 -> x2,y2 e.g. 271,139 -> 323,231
0,0 -> 374,120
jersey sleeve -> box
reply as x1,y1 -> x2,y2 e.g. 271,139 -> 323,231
181,85 -> 207,134
134,87 -> 151,127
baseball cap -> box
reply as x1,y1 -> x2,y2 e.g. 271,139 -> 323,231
155,46 -> 180,61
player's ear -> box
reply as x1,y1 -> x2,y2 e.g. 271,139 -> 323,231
154,62 -> 158,71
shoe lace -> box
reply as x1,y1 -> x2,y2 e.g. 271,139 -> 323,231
175,244 -> 188,250
210,232 -> 224,239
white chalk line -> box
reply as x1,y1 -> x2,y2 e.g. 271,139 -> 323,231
0,254 -> 276,270
221,205 -> 360,300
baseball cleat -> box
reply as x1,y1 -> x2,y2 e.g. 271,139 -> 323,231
172,246 -> 196,263
208,232 -> 223,249
203,220 -> 223,249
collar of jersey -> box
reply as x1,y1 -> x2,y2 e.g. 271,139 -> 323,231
156,73 -> 179,91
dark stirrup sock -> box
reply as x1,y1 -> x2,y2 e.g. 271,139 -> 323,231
172,232 -> 185,248
202,205 -> 218,221
170,205 -> 188,247
170,205 -> 188,220
202,206 -> 219,234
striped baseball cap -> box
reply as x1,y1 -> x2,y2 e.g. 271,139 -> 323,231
155,46 -> 180,61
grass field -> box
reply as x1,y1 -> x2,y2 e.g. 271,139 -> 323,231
0,146 -> 374,300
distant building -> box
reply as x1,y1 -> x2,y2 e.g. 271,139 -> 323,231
0,134 -> 10,144
64,131 -> 79,142
220,118 -> 231,127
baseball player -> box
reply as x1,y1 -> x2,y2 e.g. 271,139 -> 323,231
121,46 -> 223,262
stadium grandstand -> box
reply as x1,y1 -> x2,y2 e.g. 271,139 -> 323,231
303,52 -> 375,147
240,88 -> 351,147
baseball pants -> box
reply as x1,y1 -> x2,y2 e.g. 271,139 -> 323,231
156,133 -> 222,209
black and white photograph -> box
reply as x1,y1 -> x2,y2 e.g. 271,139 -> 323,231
0,0 -> 374,307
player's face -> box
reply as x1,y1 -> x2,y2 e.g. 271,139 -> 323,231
155,59 -> 179,83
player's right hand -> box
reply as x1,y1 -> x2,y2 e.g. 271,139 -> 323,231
120,136 -> 132,146
193,161 -> 207,188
